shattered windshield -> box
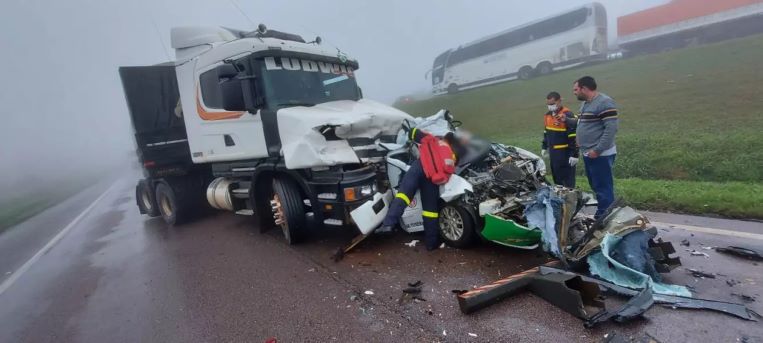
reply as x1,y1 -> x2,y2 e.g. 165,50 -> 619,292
259,56 -> 360,108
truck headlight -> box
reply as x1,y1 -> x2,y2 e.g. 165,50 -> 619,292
344,184 -> 376,201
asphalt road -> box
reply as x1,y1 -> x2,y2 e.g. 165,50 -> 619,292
1,177 -> 761,342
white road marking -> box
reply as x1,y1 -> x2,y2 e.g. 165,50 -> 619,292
653,221 -> 763,241
0,183 -> 117,296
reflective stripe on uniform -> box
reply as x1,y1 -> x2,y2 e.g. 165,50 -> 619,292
545,126 -> 566,132
552,144 -> 569,149
410,127 -> 418,140
396,192 -> 411,205
422,210 -> 439,218
568,133 -> 576,137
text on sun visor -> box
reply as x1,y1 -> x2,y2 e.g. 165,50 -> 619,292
264,57 -> 355,77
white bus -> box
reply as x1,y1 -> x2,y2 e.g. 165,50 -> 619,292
429,3 -> 608,94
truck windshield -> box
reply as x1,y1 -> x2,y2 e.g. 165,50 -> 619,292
259,56 -> 360,108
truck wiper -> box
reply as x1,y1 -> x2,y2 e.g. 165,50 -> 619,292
276,102 -> 315,107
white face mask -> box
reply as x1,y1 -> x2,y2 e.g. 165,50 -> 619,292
547,104 -> 558,112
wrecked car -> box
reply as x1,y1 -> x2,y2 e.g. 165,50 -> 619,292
351,110 -> 576,249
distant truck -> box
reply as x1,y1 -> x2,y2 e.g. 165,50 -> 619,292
119,25 -> 411,244
617,0 -> 763,54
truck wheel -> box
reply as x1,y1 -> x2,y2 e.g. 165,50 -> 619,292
518,66 -> 533,80
447,83 -> 459,94
439,204 -> 477,248
136,180 -> 160,217
272,177 -> 306,245
155,182 -> 187,226
537,62 -> 553,75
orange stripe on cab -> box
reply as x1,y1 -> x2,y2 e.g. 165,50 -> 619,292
196,86 -> 244,121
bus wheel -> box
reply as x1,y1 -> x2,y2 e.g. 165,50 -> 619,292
537,62 -> 553,76
447,83 -> 459,94
518,66 -> 533,80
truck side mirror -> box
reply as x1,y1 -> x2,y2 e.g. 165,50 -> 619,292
216,64 -> 246,111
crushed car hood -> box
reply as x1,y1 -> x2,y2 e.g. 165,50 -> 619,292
278,99 -> 413,169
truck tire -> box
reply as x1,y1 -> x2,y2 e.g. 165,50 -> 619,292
155,182 -> 189,226
439,204 -> 477,248
447,83 -> 459,94
136,180 -> 160,217
537,62 -> 553,76
272,177 -> 306,245
518,66 -> 533,80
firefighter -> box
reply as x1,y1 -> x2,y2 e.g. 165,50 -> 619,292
541,91 -> 579,188
379,127 -> 462,251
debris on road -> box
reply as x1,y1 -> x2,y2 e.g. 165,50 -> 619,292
715,246 -> 763,261
727,279 -> 741,287
404,240 -> 419,247
680,239 -> 690,247
408,280 -> 422,287
731,293 -> 757,303
468,333 -> 478,337
364,290 -> 374,295
687,268 -> 716,279
690,250 -> 710,258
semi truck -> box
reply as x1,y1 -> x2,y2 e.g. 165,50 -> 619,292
119,25 -> 411,244
617,0 -> 763,54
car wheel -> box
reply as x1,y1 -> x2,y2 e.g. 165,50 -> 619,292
272,177 -> 306,245
439,204 -> 477,248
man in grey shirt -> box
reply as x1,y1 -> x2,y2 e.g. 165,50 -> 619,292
570,76 -> 619,219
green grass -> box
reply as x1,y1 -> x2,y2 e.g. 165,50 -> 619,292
397,34 -> 763,218
0,173 -> 110,233
575,177 -> 763,219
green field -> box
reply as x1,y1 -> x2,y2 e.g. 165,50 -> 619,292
397,34 -> 763,218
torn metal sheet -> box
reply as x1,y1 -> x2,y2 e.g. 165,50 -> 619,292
278,99 -> 412,169
572,206 -> 650,261
539,266 -> 760,322
588,233 -> 692,297
585,287 -> 653,328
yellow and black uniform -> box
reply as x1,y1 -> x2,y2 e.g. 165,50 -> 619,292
381,128 -> 458,251
542,106 -> 579,187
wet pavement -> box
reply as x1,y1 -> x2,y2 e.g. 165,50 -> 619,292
0,177 -> 761,342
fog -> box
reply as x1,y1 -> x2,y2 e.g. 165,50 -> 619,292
0,0 -> 664,195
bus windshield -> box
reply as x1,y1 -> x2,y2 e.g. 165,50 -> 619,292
258,56 -> 360,108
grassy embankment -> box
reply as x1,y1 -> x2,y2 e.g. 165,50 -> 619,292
397,34 -> 763,218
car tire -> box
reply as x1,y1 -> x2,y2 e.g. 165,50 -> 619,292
439,204 -> 477,248
272,177 -> 306,245
136,180 -> 160,217
518,66 -> 533,80
447,83 -> 459,94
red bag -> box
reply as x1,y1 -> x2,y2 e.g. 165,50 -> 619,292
419,135 -> 456,185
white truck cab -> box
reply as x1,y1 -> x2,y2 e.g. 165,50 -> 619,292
120,25 -> 411,244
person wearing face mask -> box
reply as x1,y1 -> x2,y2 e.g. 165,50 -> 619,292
541,91 -> 578,188
571,76 -> 619,219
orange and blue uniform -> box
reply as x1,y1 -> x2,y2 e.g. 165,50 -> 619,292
542,106 -> 578,188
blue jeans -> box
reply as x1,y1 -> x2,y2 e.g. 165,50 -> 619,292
583,154 -> 616,219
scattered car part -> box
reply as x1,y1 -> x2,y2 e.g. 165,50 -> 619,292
540,266 -> 760,322
479,214 -> 541,249
687,268 -> 716,279
457,264 -> 607,322
584,287 -> 653,328
715,246 -> 763,261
